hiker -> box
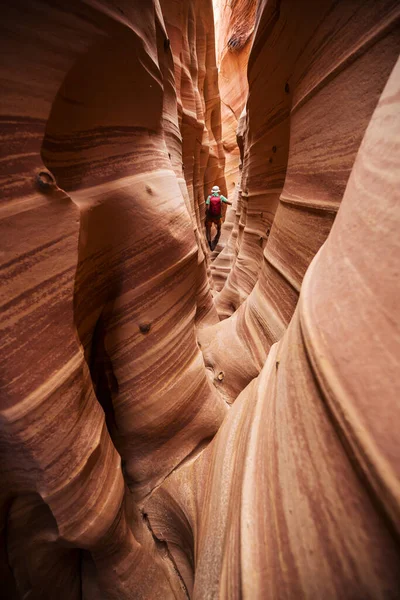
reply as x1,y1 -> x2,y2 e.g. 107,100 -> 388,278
205,185 -> 232,250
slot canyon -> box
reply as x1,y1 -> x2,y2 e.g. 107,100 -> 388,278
1,0 -> 400,597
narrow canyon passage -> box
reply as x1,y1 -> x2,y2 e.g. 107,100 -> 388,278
1,1 -> 400,599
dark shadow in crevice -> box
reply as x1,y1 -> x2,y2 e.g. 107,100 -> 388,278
88,310 -> 119,443
5,493 -> 81,599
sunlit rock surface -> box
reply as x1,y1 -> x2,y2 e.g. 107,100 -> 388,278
160,0 -> 227,325
210,0 -> 257,289
1,0 -> 399,598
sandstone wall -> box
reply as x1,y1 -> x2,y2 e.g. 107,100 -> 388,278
1,0 -> 399,598
202,0 -> 400,403
210,0 -> 257,287
146,55 -> 400,599
0,0 -> 226,597
160,0 -> 228,321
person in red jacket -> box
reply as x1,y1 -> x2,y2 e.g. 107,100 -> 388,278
205,185 -> 232,250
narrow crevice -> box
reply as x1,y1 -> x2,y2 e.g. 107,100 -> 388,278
87,311 -> 119,442
141,510 -> 190,600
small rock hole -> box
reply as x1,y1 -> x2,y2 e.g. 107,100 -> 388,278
139,322 -> 151,334
36,170 -> 56,192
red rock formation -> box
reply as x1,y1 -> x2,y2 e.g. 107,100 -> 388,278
1,0 -> 400,597
201,0 -> 400,403
145,54 -> 400,598
214,0 -> 256,190
0,0 -> 225,596
160,0 -> 227,324
210,0 -> 257,288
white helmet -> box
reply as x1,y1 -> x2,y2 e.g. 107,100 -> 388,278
211,185 -> 220,193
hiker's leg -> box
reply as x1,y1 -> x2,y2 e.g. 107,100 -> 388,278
215,220 -> 221,244
205,220 -> 212,248
211,220 -> 221,251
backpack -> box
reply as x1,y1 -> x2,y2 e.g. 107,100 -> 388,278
209,194 -> 222,217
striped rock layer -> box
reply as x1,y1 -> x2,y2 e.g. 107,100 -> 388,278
0,0 -> 226,597
1,0 -> 400,598
210,0 -> 257,287
146,55 -> 400,598
201,0 -> 400,403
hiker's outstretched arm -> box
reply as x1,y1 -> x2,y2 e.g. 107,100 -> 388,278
221,195 -> 232,205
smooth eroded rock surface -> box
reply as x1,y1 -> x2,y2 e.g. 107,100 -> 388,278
1,0 -> 399,598
201,0 -> 400,403
145,55 -> 400,599
0,0 -> 226,596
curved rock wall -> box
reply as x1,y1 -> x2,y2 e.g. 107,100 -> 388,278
0,0 -> 225,596
1,0 -> 400,598
210,0 -> 257,288
160,0 -> 227,325
145,55 -> 400,599
202,0 -> 400,403
214,0 -> 256,192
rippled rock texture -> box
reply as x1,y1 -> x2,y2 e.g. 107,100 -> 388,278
1,0 -> 225,597
147,50 -> 400,598
201,0 -> 400,402
1,0 -> 400,598
210,0 -> 257,289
